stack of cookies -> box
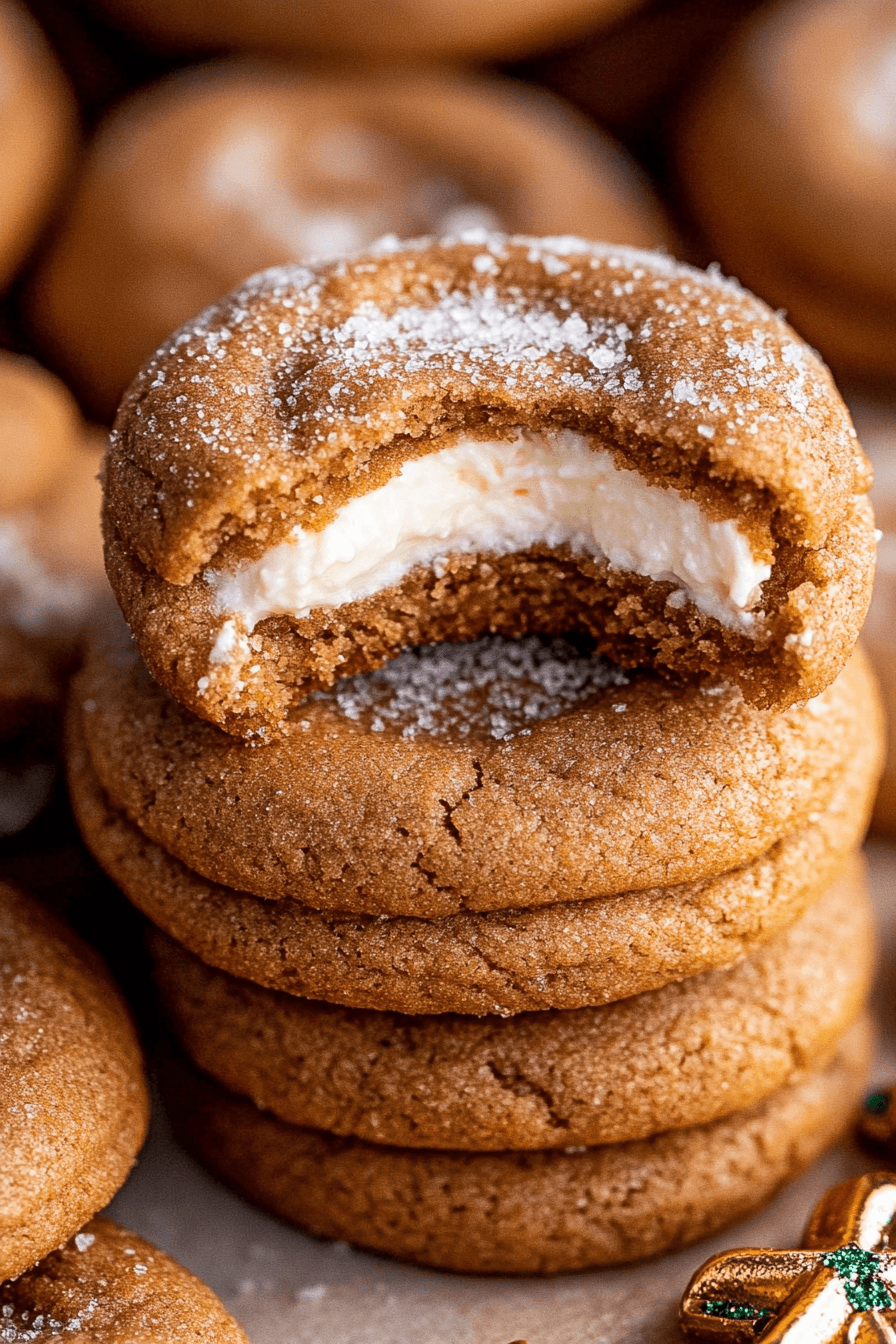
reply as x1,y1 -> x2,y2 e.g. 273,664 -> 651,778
69,236 -> 883,1274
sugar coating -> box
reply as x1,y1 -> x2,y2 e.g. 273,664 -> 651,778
329,633 -> 630,740
0,1217 -> 247,1344
105,233 -> 874,737
0,516 -> 93,634
207,429 -> 771,647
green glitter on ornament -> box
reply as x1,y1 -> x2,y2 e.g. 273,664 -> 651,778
822,1244 -> 894,1312
702,1300 -> 771,1330
865,1092 -> 891,1115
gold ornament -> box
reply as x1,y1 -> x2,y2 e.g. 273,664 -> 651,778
859,1089 -> 896,1154
680,1172 -> 896,1342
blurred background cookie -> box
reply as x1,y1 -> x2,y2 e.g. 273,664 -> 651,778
675,0 -> 896,383
850,400 -> 896,835
85,0 -> 648,63
0,352 -> 107,833
28,62 -> 676,419
0,0 -> 75,294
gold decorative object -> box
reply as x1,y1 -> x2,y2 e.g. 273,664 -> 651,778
859,1090 -> 896,1153
680,1172 -> 896,1342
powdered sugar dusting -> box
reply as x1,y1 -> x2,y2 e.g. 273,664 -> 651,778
0,518 -> 94,634
0,1298 -> 98,1340
329,634 -> 629,740
125,233 -> 859,574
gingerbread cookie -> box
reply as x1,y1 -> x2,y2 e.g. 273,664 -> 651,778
676,0 -> 896,380
0,0 -> 74,292
162,1016 -> 870,1274
72,615 -> 880,917
151,862 -> 873,1150
0,354 -> 109,831
851,403 -> 896,834
0,883 -> 149,1281
0,1216 -> 248,1343
30,64 -> 674,420
92,0 -> 644,62
0,354 -> 108,670
104,238 -> 875,739
68,709 -> 879,1014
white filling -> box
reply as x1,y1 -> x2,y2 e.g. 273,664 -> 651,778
207,430 -> 770,653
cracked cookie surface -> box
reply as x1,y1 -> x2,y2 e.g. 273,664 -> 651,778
68,699 -> 879,1014
161,1017 -> 870,1273
150,858 -> 873,1149
72,620 -> 880,917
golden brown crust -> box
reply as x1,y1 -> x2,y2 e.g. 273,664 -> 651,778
676,0 -> 896,379
73,622 -> 881,916
67,709 -> 880,1015
91,0 -> 643,62
0,1217 -> 249,1343
0,0 -> 75,291
105,238 -> 874,735
29,64 -> 675,419
0,886 -> 150,1281
162,1019 -> 871,1274
151,861 -> 874,1150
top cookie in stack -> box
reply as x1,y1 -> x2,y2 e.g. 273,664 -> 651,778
102,236 -> 875,740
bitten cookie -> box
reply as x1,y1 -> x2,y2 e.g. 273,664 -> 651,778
91,0 -> 644,62
104,237 -> 876,739
0,884 -> 149,1281
72,617 -> 880,916
676,0 -> 896,380
162,1017 -> 871,1274
30,63 -> 675,420
151,860 -> 874,1150
0,1217 -> 248,1343
0,0 -> 74,291
68,708 -> 880,1015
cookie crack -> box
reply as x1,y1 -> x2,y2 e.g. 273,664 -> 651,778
484,1060 -> 571,1129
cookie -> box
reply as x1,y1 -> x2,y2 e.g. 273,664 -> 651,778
0,0 -> 74,291
853,405 -> 896,834
0,1216 -> 249,1343
676,0 -> 896,380
0,354 -> 82,513
30,64 -> 675,420
0,354 -> 108,660
162,1016 -> 871,1274
150,860 -> 874,1150
92,0 -> 643,62
67,710 -> 879,1015
0,883 -> 149,1281
104,237 -> 875,739
0,355 -> 109,831
72,619 -> 880,916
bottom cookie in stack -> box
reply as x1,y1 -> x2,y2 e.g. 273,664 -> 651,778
151,860 -> 874,1274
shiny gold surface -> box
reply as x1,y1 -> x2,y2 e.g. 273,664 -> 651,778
681,1175 -> 896,1342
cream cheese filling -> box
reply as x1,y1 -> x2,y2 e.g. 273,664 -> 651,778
206,429 -> 770,657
